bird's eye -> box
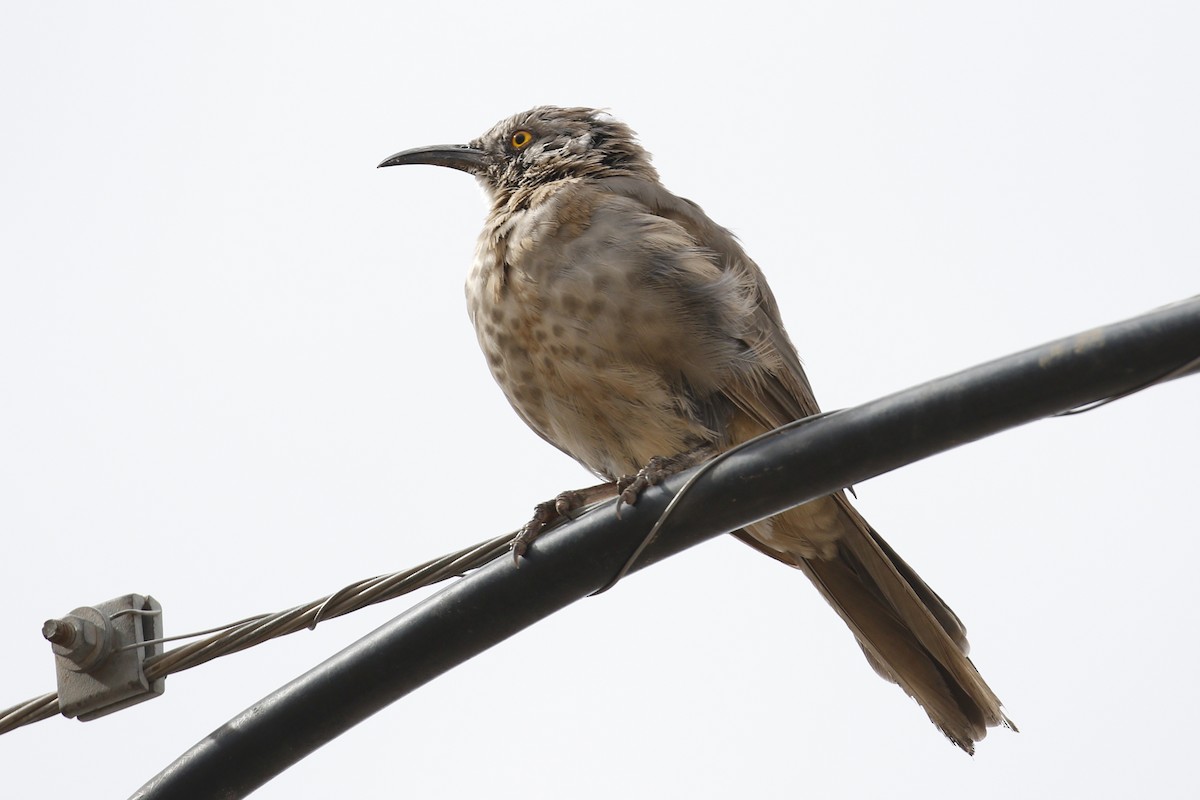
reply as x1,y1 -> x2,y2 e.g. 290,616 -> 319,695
510,130 -> 534,149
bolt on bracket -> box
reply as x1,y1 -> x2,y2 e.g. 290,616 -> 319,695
45,594 -> 165,721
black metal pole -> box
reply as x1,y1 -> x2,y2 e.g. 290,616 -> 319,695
131,296 -> 1200,799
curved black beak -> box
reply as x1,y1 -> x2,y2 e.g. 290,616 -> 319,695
377,144 -> 491,173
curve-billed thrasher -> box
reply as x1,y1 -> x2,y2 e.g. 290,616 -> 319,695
379,106 -> 1012,752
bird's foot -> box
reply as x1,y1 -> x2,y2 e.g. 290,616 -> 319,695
510,482 -> 618,563
615,446 -> 716,513
615,457 -> 671,510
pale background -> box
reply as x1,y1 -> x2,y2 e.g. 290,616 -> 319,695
2,3 -> 1198,798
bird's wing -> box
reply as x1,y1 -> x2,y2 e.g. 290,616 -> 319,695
595,176 -> 821,430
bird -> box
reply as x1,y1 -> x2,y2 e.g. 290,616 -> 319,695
378,106 -> 1013,752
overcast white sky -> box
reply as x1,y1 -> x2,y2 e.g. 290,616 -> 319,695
2,3 -> 1198,798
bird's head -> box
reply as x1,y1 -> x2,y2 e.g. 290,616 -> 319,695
378,106 -> 658,198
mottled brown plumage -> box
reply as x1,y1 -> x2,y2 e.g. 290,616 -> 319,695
380,106 -> 1013,752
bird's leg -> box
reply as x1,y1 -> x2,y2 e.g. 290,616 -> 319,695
510,481 -> 620,562
509,446 -> 716,561
616,445 -> 717,511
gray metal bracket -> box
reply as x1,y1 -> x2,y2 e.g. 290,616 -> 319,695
44,594 -> 165,720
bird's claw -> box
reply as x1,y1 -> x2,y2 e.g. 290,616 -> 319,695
615,456 -> 672,516
510,500 -> 558,565
509,487 -> 612,564
554,489 -> 586,518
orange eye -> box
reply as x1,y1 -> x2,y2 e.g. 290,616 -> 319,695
511,130 -> 533,149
